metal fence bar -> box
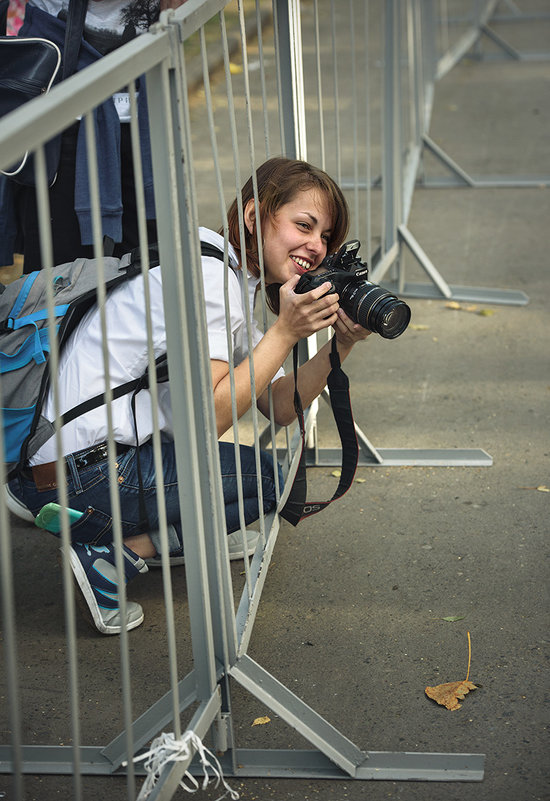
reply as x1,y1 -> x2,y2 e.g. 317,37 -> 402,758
431,0 -> 550,184
368,0 -> 530,310
0,398 -> 24,800
0,2 -> 492,796
147,44 -> 220,705
310,1 -> 493,469
126,78 -> 185,748
34,144 -> 86,801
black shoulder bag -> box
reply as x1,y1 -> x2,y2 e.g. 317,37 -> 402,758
0,0 -> 88,186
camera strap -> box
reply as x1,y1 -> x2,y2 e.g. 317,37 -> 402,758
279,336 -> 359,526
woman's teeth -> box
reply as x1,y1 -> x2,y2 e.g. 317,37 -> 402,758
292,256 -> 312,271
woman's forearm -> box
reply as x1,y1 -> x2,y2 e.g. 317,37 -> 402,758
212,320 -> 297,436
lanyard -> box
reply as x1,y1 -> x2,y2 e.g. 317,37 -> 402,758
279,336 -> 359,526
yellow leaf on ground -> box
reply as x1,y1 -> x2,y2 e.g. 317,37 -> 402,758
252,716 -> 271,726
445,301 -> 482,314
425,680 -> 478,711
410,323 -> 430,331
331,470 -> 341,477
229,62 -> 243,74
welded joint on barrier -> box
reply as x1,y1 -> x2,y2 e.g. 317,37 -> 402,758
479,22 -> 521,60
148,10 -> 182,71
421,134 -> 475,186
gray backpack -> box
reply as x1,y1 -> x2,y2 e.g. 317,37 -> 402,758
0,251 -> 162,481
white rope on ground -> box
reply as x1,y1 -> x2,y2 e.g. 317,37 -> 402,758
125,730 -> 240,800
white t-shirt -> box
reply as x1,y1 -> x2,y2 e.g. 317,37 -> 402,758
31,0 -> 157,44
30,228 -> 283,464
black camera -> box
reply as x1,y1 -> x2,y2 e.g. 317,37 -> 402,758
294,239 -> 411,339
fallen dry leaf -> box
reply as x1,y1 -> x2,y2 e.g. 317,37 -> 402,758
251,716 -> 271,726
410,323 -> 430,331
425,680 -> 478,711
445,301 -> 495,317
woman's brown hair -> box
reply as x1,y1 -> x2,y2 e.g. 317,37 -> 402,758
224,157 -> 350,307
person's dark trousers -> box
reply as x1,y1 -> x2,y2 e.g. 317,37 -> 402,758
14,122 -> 157,272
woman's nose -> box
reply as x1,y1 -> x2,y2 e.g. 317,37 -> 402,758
306,233 -> 325,257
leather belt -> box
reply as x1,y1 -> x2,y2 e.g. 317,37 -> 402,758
28,442 -> 132,491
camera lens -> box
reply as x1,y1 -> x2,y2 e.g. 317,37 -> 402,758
341,282 -> 411,338
368,294 -> 411,338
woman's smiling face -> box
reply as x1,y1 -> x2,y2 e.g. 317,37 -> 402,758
257,188 -> 333,285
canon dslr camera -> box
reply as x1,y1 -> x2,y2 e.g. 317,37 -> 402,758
294,239 -> 410,339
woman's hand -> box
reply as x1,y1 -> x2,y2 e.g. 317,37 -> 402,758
275,275 -> 340,344
332,307 -> 372,348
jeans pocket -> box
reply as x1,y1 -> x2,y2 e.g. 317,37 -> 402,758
69,505 -> 113,547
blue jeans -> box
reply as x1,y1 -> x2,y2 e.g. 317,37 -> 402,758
9,439 -> 283,554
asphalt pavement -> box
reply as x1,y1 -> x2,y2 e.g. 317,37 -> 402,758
1,4 -> 549,800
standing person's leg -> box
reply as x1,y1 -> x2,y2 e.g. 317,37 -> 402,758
13,123 -> 94,272
116,123 -> 157,256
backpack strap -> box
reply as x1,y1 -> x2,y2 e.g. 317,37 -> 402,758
63,0 -> 88,80
200,242 -> 225,260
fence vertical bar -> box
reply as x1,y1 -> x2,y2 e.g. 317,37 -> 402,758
0,420 -> 24,800
273,0 -> 306,160
34,144 -> 85,800
146,54 -> 219,704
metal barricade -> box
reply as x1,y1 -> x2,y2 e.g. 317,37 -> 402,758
0,1 -> 500,797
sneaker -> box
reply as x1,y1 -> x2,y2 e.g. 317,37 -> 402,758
227,529 -> 260,560
3,484 -> 35,523
145,552 -> 186,568
67,542 -> 148,635
145,529 -> 260,567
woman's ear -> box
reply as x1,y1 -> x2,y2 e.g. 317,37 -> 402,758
244,199 -> 256,234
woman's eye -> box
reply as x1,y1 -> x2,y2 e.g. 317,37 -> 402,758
297,221 -> 310,230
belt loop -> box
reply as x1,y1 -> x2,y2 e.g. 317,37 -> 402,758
66,453 -> 83,494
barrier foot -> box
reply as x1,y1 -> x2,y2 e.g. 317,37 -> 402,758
201,747 -> 484,782
383,279 -> 529,306
305,447 -> 493,468
420,134 -> 550,189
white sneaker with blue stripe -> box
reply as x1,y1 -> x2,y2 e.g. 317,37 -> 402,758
67,542 -> 148,635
